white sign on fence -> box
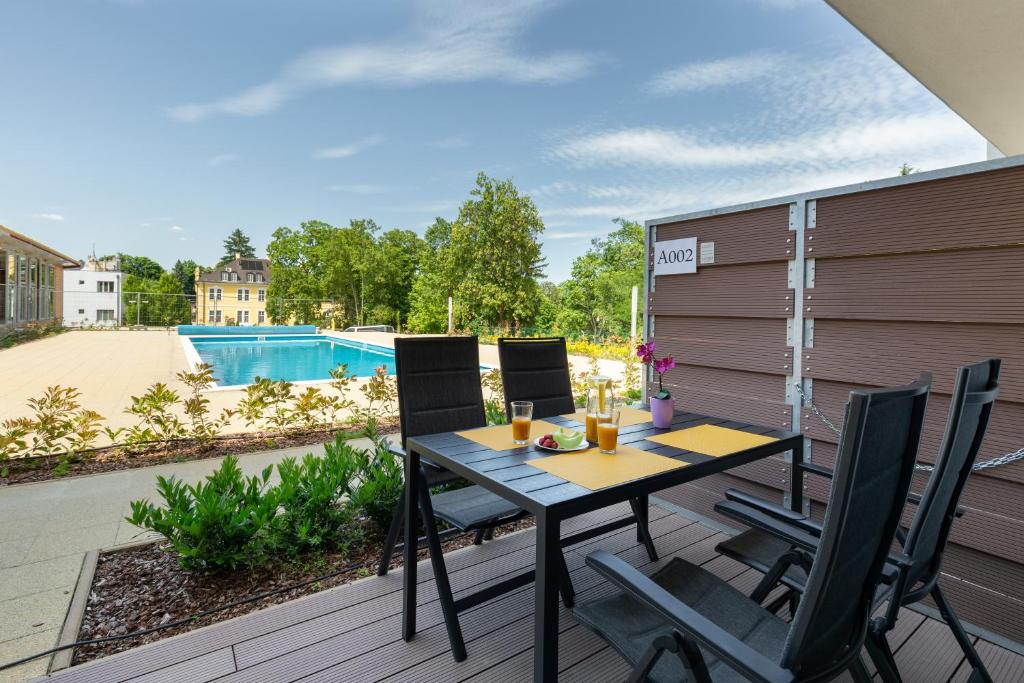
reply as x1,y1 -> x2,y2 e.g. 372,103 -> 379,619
653,236 -> 697,276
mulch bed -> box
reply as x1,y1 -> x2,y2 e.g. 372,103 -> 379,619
0,419 -> 399,486
72,517 -> 535,665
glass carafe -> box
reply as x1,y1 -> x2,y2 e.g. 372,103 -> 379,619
585,375 -> 614,443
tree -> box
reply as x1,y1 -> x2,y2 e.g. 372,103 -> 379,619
220,229 -> 257,265
122,273 -> 190,326
171,259 -> 201,297
363,229 -> 425,329
451,172 -> 546,331
556,218 -> 643,339
111,254 -> 164,280
898,163 -> 916,176
408,218 -> 465,332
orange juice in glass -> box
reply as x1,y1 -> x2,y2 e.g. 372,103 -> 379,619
597,400 -> 623,454
585,377 -> 613,443
510,401 -> 533,445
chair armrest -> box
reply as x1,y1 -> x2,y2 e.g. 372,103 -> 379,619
715,500 -> 823,551
906,492 -> 964,518
796,461 -> 835,480
586,551 -> 794,683
388,443 -> 407,459
723,489 -> 823,534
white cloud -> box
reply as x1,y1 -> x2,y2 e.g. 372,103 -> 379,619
327,183 -> 389,194
32,213 -> 64,221
208,153 -> 238,166
549,113 -> 977,170
314,135 -> 386,160
647,52 -> 785,95
171,225 -> 184,232
169,1 -> 598,122
543,45 -> 985,226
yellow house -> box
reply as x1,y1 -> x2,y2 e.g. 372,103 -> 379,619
194,256 -> 270,326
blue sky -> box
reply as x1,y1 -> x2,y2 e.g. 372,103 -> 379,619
1,0 -> 985,281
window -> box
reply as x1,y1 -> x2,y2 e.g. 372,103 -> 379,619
97,281 -> 114,293
78,309 -> 85,315
237,310 -> 249,323
208,309 -> 222,323
96,309 -> 115,322
247,272 -> 265,283
258,288 -> 266,302
209,287 -> 222,301
258,310 -> 265,323
79,280 -> 85,285
237,288 -> 250,301
221,271 -> 239,282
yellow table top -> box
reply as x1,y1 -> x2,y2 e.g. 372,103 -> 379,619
456,420 -> 562,451
644,424 -> 779,457
563,406 -> 652,428
526,444 -> 687,490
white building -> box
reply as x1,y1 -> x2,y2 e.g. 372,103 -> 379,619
62,256 -> 123,327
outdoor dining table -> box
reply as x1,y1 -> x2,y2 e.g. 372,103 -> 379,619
402,407 -> 804,682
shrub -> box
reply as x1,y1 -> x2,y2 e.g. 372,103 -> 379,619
177,363 -> 234,444
358,366 -> 398,421
236,377 -> 298,434
291,387 -> 338,431
1,419 -> 33,476
124,383 -> 185,451
346,420 -> 404,532
127,456 -> 279,572
271,447 -> 363,557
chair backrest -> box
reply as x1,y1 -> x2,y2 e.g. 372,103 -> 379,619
497,337 -> 576,420
394,336 -> 486,448
902,359 -> 1001,592
781,374 -> 931,678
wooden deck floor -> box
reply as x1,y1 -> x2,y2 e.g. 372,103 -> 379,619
42,502 -> 1024,683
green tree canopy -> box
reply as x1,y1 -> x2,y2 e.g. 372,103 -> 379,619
555,218 -> 643,339
170,259 -> 201,297
408,217 -> 464,332
122,273 -> 190,326
220,228 -> 257,265
107,253 -> 164,280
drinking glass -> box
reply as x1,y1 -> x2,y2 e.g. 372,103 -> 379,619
510,401 -> 533,445
597,400 -> 623,454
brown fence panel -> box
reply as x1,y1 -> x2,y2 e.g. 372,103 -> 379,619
649,206 -> 793,526
799,166 -> 1024,642
648,159 -> 1024,643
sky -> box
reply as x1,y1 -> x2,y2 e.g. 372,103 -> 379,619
0,0 -> 987,282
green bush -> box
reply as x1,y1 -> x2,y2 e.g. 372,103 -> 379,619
271,448 -> 362,557
127,457 -> 279,572
346,424 -> 404,532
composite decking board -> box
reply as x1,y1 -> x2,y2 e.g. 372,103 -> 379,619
42,509 -> 1024,683
373,531 -> 735,683
229,510 -> 687,671
282,520 -> 721,683
46,505 -> 641,683
950,638 -> 1024,683
123,648 -> 235,683
890,618 -> 970,683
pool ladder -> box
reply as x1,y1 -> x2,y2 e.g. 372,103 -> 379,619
258,335 -> 266,342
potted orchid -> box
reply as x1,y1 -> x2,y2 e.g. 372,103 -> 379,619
637,341 -> 676,428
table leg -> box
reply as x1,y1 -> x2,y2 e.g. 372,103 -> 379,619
789,438 -> 805,514
402,446 -> 419,641
534,511 -> 560,682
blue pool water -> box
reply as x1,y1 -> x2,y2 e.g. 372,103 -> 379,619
188,335 -> 396,386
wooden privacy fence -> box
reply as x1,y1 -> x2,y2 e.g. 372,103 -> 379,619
644,157 -> 1024,644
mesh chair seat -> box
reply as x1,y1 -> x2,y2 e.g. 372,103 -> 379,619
430,485 -> 525,531
715,529 -> 809,590
574,558 -> 789,683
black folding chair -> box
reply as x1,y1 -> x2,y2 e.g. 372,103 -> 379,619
713,359 -> 1000,682
574,375 -> 930,682
498,336 -> 659,562
376,336 -> 573,660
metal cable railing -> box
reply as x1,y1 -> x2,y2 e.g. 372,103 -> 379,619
793,383 -> 1024,472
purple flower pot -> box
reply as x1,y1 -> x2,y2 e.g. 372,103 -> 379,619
650,396 -> 675,428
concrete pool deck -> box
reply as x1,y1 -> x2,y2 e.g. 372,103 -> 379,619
0,329 -> 625,440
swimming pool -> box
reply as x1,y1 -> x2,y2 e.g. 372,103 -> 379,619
185,335 -> 398,387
